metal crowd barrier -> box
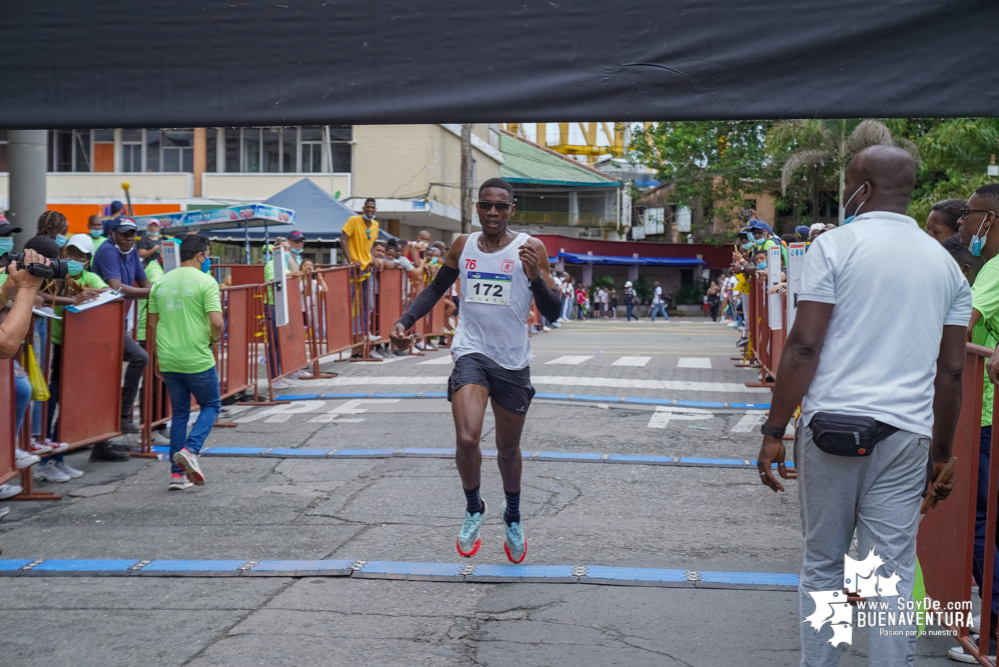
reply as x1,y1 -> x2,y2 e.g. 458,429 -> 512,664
744,277 -> 785,387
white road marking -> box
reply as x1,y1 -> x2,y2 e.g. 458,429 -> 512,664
271,375 -> 769,394
307,398 -> 400,423
678,357 -> 712,369
647,406 -> 713,429
236,400 -> 328,424
611,356 -> 651,367
732,411 -> 769,433
545,356 -> 594,365
417,355 -> 455,365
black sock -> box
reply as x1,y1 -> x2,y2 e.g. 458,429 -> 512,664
464,485 -> 483,515
503,489 -> 521,525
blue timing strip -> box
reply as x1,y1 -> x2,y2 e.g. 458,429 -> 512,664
175,445 -> 793,470
290,392 -> 773,409
0,557 -> 800,589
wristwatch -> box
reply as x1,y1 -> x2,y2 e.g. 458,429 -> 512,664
760,423 -> 786,439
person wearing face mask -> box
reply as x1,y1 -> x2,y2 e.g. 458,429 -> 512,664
758,146 -> 970,666
86,215 -> 107,251
34,234 -> 110,481
147,234 -> 224,491
137,219 -> 166,267
952,183 -> 999,660
90,217 -> 152,450
36,210 -> 70,250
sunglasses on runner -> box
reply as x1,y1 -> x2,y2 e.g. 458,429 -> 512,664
476,201 -> 513,212
960,209 -> 992,219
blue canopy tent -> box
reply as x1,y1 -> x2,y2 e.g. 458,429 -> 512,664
205,179 -> 399,261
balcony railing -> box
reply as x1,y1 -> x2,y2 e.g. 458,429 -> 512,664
510,210 -> 617,227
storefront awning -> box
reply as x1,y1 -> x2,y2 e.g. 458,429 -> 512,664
557,252 -> 705,267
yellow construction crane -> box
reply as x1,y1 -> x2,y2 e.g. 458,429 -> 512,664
502,123 -> 653,162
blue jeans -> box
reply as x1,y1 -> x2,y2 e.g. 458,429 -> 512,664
626,304 -> 637,321
974,424 -> 999,625
162,367 -> 221,475
650,303 -> 669,321
14,369 -> 30,436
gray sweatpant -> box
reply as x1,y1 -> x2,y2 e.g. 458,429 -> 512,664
796,425 -> 929,666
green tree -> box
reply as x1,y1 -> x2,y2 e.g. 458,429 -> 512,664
628,121 -> 772,236
767,120 -> 920,226
908,118 -> 999,223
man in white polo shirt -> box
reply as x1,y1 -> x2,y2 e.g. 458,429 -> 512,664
757,146 -> 971,666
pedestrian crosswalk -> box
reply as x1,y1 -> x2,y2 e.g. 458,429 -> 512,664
611,356 -> 652,367
545,356 -> 594,365
405,353 -> 728,369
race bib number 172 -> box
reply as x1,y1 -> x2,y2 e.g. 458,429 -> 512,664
465,271 -> 512,306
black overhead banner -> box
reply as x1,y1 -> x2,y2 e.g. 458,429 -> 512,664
1,0 -> 996,129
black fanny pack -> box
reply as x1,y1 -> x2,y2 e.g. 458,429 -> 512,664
809,413 -> 900,457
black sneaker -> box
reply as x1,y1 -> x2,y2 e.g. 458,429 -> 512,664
119,419 -> 140,434
90,442 -> 130,462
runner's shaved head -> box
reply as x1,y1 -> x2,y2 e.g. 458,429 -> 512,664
847,145 -> 917,198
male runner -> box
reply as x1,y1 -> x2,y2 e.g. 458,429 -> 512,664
390,178 -> 562,563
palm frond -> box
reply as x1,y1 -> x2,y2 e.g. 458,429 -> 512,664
844,119 -> 894,156
780,148 -> 831,194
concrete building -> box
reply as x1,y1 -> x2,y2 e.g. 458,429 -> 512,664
0,125 -> 503,243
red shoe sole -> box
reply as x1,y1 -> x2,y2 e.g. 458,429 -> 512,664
504,539 -> 527,564
175,453 -> 205,486
457,537 -> 481,558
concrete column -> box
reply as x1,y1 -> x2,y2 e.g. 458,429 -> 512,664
569,191 -> 579,226
8,130 -> 47,250
582,263 -> 593,286
628,264 -> 639,282
113,129 -> 123,172
193,128 -> 207,197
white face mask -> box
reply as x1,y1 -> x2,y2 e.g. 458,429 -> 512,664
843,184 -> 867,224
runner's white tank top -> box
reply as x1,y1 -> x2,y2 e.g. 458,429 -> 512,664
450,232 -> 533,370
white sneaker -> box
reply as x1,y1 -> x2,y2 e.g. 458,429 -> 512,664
368,348 -> 384,359
0,484 -> 23,500
15,448 -> 40,470
152,430 -> 171,446
367,333 -> 381,343
34,460 -> 71,483
270,378 -> 291,389
415,341 -> 426,351
542,326 -> 552,332
54,460 -> 84,479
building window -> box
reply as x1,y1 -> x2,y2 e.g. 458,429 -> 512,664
49,130 -> 96,172
300,128 -> 324,173
161,130 -> 193,173
121,129 -> 143,172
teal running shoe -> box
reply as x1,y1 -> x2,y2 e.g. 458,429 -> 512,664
457,498 -> 487,557
501,502 -> 527,563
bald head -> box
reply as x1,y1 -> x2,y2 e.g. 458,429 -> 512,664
843,145 -> 917,217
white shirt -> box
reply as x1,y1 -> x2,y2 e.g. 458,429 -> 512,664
653,286 -> 663,304
798,211 -> 971,437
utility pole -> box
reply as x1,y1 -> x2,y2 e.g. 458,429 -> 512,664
7,130 -> 47,251
460,124 -> 473,234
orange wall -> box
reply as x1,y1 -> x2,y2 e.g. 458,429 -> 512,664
47,204 -> 182,234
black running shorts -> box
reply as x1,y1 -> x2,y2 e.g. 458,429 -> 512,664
447,353 -> 535,415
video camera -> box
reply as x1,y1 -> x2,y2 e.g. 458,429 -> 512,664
1,253 -> 70,280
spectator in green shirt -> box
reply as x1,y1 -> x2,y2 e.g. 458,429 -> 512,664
958,185 -> 999,652
148,235 -> 224,491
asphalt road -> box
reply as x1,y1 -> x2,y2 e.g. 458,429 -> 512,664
0,318 -> 964,666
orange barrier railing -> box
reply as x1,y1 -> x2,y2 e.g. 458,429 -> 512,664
919,343 -> 996,666
745,276 -> 786,387
3,262 -> 413,500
